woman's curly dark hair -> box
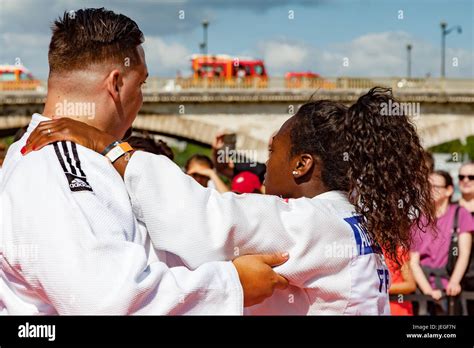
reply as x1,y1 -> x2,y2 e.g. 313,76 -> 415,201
290,87 -> 435,265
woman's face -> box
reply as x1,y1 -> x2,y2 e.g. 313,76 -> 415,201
429,173 -> 453,205
264,117 -> 298,198
459,164 -> 474,196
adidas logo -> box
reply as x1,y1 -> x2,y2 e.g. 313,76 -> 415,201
69,178 -> 92,190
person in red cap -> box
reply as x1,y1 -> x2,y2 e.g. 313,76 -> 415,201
231,171 -> 262,194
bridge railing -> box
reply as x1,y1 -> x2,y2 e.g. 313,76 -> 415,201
0,80 -> 46,91
1,77 -> 472,94
143,77 -> 474,92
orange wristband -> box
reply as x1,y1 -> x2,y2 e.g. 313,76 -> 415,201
104,141 -> 134,163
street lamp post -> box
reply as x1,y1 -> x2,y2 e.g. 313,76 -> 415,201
440,21 -> 462,78
201,20 -> 209,86
406,44 -> 412,78
202,20 -> 209,56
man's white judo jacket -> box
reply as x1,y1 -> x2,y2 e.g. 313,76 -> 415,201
124,152 -> 391,315
0,114 -> 243,315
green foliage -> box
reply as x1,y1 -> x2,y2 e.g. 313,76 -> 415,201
465,136 -> 474,160
171,142 -> 230,185
428,136 -> 474,161
171,142 -> 212,169
3,136 -> 15,147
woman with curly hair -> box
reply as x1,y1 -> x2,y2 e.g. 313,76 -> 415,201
23,87 -> 435,315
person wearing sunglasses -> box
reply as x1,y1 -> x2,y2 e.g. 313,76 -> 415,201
458,163 -> 474,215
410,170 -> 473,315
456,163 -> 474,314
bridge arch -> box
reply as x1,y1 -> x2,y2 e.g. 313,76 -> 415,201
1,114 -> 474,163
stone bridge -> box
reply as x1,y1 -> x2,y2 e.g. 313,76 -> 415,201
1,86 -> 473,162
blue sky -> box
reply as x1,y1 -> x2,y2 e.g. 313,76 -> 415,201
0,0 -> 472,78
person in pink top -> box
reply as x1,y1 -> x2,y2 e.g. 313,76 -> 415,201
410,170 -> 473,314
456,162 -> 474,314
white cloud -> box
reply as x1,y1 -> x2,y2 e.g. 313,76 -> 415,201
0,0 -> 471,79
143,36 -> 191,76
258,39 -> 310,70
0,32 -> 190,78
257,32 -> 474,78
1,32 -> 49,48
0,32 -> 50,77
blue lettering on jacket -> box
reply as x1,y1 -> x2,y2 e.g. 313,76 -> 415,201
344,215 -> 381,255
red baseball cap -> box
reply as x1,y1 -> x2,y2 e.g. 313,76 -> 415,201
231,171 -> 262,194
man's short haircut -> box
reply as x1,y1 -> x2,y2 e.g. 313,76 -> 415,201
48,8 -> 144,75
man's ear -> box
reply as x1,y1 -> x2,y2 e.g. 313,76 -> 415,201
106,69 -> 122,103
293,153 -> 314,178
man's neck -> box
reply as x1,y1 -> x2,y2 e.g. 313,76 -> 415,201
461,193 -> 474,202
42,92 -> 121,138
460,195 -> 474,213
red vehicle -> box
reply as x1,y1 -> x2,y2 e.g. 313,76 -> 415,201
285,71 -> 335,89
285,71 -> 320,79
0,64 -> 41,91
191,54 -> 267,80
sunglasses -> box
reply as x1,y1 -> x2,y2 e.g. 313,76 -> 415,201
458,175 -> 474,181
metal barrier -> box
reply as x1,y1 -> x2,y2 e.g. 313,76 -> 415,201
460,291 -> 474,315
389,291 -> 474,315
2,77 -> 471,93
143,76 -> 474,92
0,80 -> 43,91
176,77 -> 268,89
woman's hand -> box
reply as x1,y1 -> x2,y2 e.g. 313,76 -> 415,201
232,252 -> 289,307
21,118 -> 116,156
446,281 -> 462,296
212,132 -> 225,151
422,287 -> 443,301
430,289 -> 443,301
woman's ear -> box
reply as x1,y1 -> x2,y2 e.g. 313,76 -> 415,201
106,69 -> 122,103
292,154 -> 314,178
446,185 -> 454,199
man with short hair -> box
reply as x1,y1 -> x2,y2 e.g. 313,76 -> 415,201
0,8 -> 288,314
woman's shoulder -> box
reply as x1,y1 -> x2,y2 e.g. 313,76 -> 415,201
450,202 -> 472,216
448,203 -> 474,232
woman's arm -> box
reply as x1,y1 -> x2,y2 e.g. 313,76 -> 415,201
210,172 -> 230,193
389,261 -> 417,295
22,118 -> 344,288
123,151 -> 349,289
22,118 -> 131,176
21,118 -> 293,308
446,232 -> 472,296
409,251 -> 439,298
